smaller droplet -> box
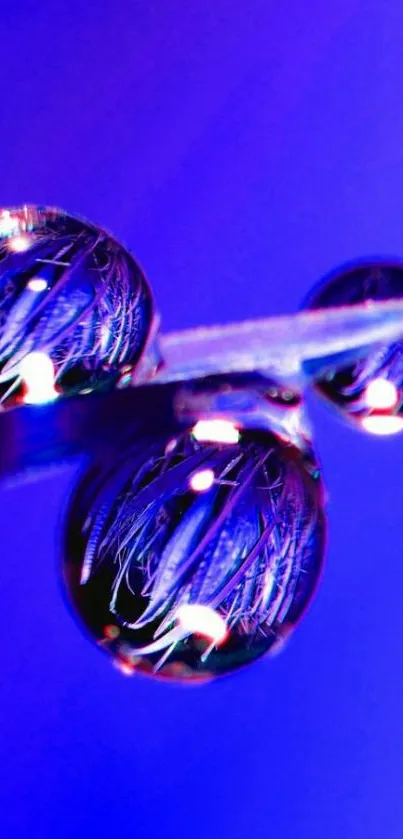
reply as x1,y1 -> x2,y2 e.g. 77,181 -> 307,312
303,259 -> 403,433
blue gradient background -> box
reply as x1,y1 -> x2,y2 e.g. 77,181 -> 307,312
1,2 -> 403,837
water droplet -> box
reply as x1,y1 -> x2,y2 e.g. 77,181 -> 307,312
63,417 -> 326,682
0,205 -> 156,407
303,259 -> 403,433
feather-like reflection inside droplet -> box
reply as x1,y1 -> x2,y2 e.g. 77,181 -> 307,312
0,205 -> 156,406
63,419 -> 326,682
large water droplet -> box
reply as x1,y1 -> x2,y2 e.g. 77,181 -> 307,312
63,405 -> 326,683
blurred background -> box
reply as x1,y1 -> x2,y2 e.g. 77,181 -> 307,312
1,2 -> 403,837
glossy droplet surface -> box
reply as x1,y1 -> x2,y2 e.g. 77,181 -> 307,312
63,421 -> 326,682
304,259 -> 403,432
0,206 -> 155,406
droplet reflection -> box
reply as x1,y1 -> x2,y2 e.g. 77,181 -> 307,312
63,422 -> 326,682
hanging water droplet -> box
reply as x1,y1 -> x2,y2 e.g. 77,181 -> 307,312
63,408 -> 326,683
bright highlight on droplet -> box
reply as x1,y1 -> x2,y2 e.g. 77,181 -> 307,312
192,418 -> 240,444
115,659 -> 135,676
8,234 -> 32,253
364,378 -> 398,410
20,351 -> 58,405
361,415 -> 403,436
189,468 -> 215,493
177,604 -> 228,644
27,277 -> 48,293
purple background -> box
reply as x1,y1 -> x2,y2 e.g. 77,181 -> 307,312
1,2 -> 403,837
